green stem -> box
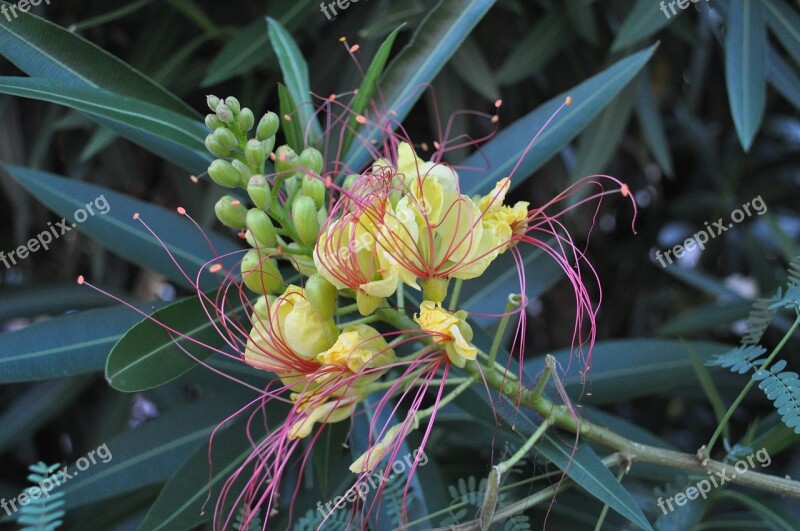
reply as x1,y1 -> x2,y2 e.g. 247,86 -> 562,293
68,0 -> 157,31
375,307 -> 800,500
594,467 -> 626,531
335,303 -> 360,315
448,278 -> 463,310
704,311 -> 800,459
487,294 -> 520,368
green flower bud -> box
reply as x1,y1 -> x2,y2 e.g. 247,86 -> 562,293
301,177 -> 326,210
205,134 -> 229,158
305,274 -> 338,320
247,175 -> 272,211
342,174 -> 360,191
274,145 -> 298,176
299,147 -> 324,176
284,174 -> 300,197
216,103 -> 234,124
205,114 -> 224,131
292,195 -> 320,246
208,159 -> 241,188
262,136 -> 276,157
241,250 -> 283,295
245,139 -> 266,169
225,96 -> 241,114
214,195 -> 247,229
230,160 -> 253,187
256,111 -> 280,141
214,128 -> 239,152
238,107 -> 255,132
206,95 -> 221,112
246,209 -> 277,247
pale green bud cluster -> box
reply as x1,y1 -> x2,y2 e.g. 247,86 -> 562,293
202,95 -> 331,298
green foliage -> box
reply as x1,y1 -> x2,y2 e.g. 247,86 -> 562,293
16,462 -> 65,531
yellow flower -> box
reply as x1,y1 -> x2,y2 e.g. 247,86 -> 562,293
478,177 -> 530,253
317,323 -> 396,385
244,284 -> 338,369
414,301 -> 477,368
288,396 -> 359,439
314,211 -> 401,315
349,423 -> 407,473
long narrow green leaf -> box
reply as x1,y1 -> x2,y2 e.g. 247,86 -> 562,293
763,0 -> 800,66
2,164 -> 240,290
201,0 -> 317,87
106,293 -> 246,392
267,17 -> 322,145
0,304 -> 162,383
572,83 -> 636,179
137,413 -> 271,531
0,77 -> 210,173
0,4 -> 195,117
767,45 -> 800,111
611,0 -> 676,52
278,82 -> 304,153
59,389 -> 256,511
635,67 -> 674,175
725,0 -> 766,151
496,6 -> 569,85
461,44 -> 657,196
339,26 -> 402,156
344,0 -> 495,171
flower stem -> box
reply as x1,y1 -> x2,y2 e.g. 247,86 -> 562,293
375,307 -> 800,500
704,310 -> 800,459
487,294 -> 521,368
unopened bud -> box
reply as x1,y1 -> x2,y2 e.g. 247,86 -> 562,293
231,160 -> 253,186
208,159 -> 241,188
214,195 -> 247,229
342,174 -> 359,191
241,250 -> 283,294
305,274 -> 338,320
262,136 -> 276,157
299,147 -> 324,176
214,127 -> 238,151
206,95 -> 221,112
247,175 -> 272,211
238,107 -> 255,132
245,139 -> 266,169
205,134 -> 229,158
301,177 -> 326,210
292,196 -> 319,246
246,209 -> 277,247
256,111 -> 280,141
274,145 -> 298,176
205,114 -> 224,131
216,103 -> 234,124
224,96 -> 241,114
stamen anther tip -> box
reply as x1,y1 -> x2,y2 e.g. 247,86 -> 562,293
565,96 -> 573,106
77,275 -> 85,285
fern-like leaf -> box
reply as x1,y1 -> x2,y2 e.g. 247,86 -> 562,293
753,363 -> 800,434
769,284 -> 800,312
16,462 -> 64,531
293,506 -> 354,531
705,345 -> 767,374
787,256 -> 800,286
504,514 -> 533,530
233,506 -> 262,531
447,476 -> 486,507
742,292 -> 782,345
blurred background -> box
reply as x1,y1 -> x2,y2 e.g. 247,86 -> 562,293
1,0 -> 799,529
